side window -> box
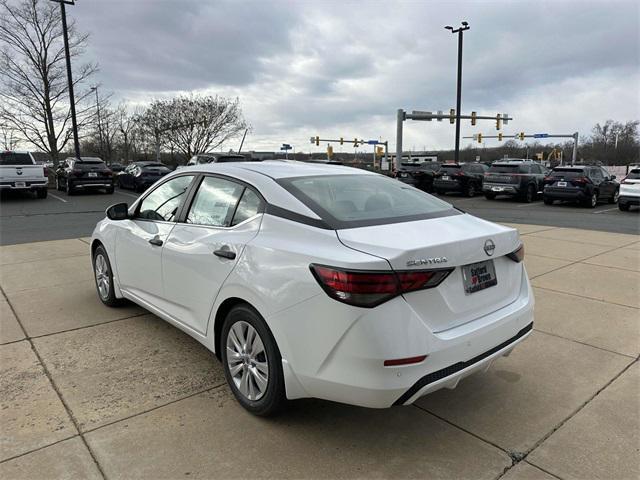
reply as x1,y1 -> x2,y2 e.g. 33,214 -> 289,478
591,168 -> 603,180
231,189 -> 262,226
601,168 -> 611,179
186,176 -> 244,227
137,175 -> 194,222
531,164 -> 541,174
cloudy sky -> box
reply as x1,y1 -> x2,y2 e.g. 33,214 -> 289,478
71,0 -> 640,154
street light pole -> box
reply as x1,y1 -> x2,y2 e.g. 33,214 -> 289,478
51,0 -> 81,159
91,86 -> 103,160
445,21 -> 470,164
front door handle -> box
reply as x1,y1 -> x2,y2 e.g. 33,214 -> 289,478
148,236 -> 163,247
214,248 -> 236,260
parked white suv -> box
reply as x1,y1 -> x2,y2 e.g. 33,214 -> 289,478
619,167 -> 640,211
0,151 -> 48,198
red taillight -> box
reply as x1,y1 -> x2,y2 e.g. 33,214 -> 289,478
104,169 -> 112,176
43,166 -> 48,177
71,169 -> 83,177
572,177 -> 589,184
310,264 -> 453,308
384,355 -> 428,367
543,176 -> 554,182
507,243 -> 525,263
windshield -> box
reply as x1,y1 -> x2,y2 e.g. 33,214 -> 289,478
420,163 -> 440,171
278,174 -> 458,229
0,152 -> 32,165
489,164 -> 520,173
440,165 -> 461,171
551,169 -> 585,178
626,169 -> 640,179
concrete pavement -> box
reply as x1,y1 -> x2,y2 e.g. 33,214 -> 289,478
0,225 -> 638,479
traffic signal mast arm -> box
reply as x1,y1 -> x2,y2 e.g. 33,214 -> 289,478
405,111 -> 512,124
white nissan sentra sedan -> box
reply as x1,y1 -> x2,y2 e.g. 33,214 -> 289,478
91,161 -> 533,415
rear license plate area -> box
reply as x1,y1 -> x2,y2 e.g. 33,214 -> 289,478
462,260 -> 497,294
14,181 -> 26,187
88,172 -> 98,177
557,181 -> 567,187
441,175 -> 450,180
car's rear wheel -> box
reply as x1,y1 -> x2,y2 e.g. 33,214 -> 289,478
484,192 -> 496,200
65,180 -> 75,195
618,202 -> 630,211
543,196 -> 554,205
221,304 -> 286,416
106,186 -> 114,194
55,177 -> 62,191
465,183 -> 476,197
523,184 -> 535,203
36,188 -> 47,199
584,191 -> 598,208
92,245 -> 122,307
608,189 -> 619,204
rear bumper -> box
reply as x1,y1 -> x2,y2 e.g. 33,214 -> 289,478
275,266 -> 534,408
483,183 -> 519,195
619,195 -> 640,206
0,181 -> 47,190
434,180 -> 463,192
71,180 -> 113,189
543,188 -> 587,200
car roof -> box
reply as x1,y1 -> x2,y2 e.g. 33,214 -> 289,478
184,160 -> 374,179
553,166 -> 588,170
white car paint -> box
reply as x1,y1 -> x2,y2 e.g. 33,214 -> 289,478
91,161 -> 534,409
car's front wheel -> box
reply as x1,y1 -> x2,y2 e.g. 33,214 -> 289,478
608,189 -> 619,204
92,245 -> 123,307
484,192 -> 496,200
584,191 -> 598,208
543,196 -> 554,205
221,304 -> 286,416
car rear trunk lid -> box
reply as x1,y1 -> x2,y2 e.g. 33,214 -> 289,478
337,214 -> 523,332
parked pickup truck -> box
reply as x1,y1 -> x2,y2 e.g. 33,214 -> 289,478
0,151 -> 48,198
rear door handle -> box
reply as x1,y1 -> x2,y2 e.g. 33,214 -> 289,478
148,236 -> 163,247
214,249 -> 236,260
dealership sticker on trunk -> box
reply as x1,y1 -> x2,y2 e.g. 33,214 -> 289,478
462,260 -> 497,294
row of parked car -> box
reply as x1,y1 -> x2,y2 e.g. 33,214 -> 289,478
395,159 -> 639,211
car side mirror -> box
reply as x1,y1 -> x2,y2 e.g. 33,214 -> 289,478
106,202 -> 129,221
611,175 -> 616,180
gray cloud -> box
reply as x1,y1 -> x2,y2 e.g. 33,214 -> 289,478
69,0 -> 639,151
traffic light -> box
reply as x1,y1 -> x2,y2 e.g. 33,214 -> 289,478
477,133 -> 483,143
315,136 -> 320,146
471,111 -> 477,126
495,114 -> 502,130
518,132 -> 525,141
498,133 -> 503,141
327,145 -> 333,158
340,137 -> 344,145
353,138 -> 359,147
376,146 -> 384,157
449,109 -> 455,124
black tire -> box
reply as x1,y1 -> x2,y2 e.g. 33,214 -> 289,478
543,196 -> 554,205
36,188 -> 47,199
435,189 -> 446,196
484,192 -> 496,200
221,304 -> 286,416
106,186 -> 114,194
55,177 -> 62,191
92,245 -> 124,307
465,183 -> 476,197
65,180 -> 75,196
523,184 -> 535,203
584,191 -> 598,208
608,189 -> 619,204
618,202 -> 630,211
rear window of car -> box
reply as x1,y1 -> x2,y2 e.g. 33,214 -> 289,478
420,163 -> 440,171
216,156 -> 246,163
278,174 -> 458,229
440,165 -> 461,171
0,152 -> 33,165
551,168 -> 585,178
489,164 -> 521,173
626,169 -> 640,179
75,160 -> 106,169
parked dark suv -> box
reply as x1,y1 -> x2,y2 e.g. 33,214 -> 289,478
483,160 -> 548,202
396,162 -> 441,192
543,166 -> 620,208
433,163 -> 488,197
116,162 -> 171,192
55,157 -> 114,195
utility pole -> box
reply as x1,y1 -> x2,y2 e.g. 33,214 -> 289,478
445,21 -> 470,164
91,86 -> 103,160
51,0 -> 81,159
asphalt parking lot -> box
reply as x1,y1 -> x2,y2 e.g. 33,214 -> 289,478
1,223 -> 638,479
0,187 -> 638,245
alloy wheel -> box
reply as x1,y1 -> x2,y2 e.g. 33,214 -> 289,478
94,253 -> 110,300
591,193 -> 597,207
226,321 -> 269,401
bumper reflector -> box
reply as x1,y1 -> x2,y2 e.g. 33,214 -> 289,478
384,355 -> 427,367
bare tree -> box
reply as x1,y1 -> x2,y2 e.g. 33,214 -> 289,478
137,94 -> 248,162
0,118 -> 19,150
0,0 -> 97,161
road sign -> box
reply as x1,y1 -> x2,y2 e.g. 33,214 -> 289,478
533,133 -> 549,138
366,140 -> 379,145
280,144 -> 292,150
